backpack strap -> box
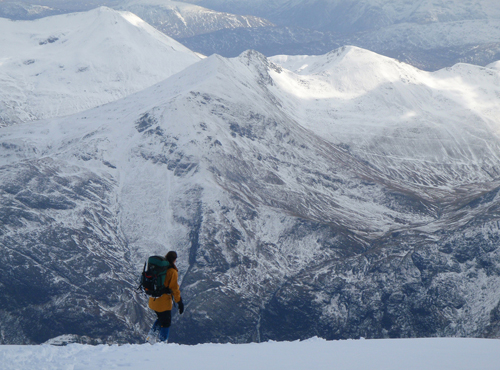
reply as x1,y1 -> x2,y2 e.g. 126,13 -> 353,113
136,261 -> 147,292
151,265 -> 174,299
158,264 -> 173,296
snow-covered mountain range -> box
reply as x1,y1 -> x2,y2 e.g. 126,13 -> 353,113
0,7 -> 201,126
183,0 -> 500,31
1,5 -> 500,344
3,0 -> 500,70
0,0 -> 274,41
115,0 -> 273,39
178,0 -> 500,69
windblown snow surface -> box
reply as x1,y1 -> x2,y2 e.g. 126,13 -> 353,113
2,337 -> 500,370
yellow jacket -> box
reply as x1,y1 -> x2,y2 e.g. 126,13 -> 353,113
148,266 -> 181,312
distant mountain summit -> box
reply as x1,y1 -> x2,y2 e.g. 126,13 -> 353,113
0,6 -> 201,126
116,0 -> 274,38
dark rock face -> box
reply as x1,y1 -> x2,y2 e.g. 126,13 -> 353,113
0,158 -> 144,344
170,200 -> 500,345
2,140 -> 500,345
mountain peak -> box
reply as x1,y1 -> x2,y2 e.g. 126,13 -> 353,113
116,0 -> 274,39
0,7 -> 201,126
237,49 -> 281,72
238,49 -> 268,63
270,45 -> 406,76
487,60 -> 500,71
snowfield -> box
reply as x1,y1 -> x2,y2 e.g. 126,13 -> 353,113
2,337 -> 500,370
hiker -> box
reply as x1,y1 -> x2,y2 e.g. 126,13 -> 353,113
146,251 -> 184,343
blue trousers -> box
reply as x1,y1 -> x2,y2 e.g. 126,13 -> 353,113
151,310 -> 171,342
151,320 -> 170,341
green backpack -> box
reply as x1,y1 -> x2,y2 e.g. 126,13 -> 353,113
139,256 -> 171,298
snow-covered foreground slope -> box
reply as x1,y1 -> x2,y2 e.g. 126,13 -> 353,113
1,47 -> 500,344
2,338 -> 500,370
0,6 -> 201,126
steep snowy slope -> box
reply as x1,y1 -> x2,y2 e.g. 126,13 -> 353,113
270,46 -> 500,186
0,7 -> 201,126
1,47 -> 500,344
116,0 -> 273,39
